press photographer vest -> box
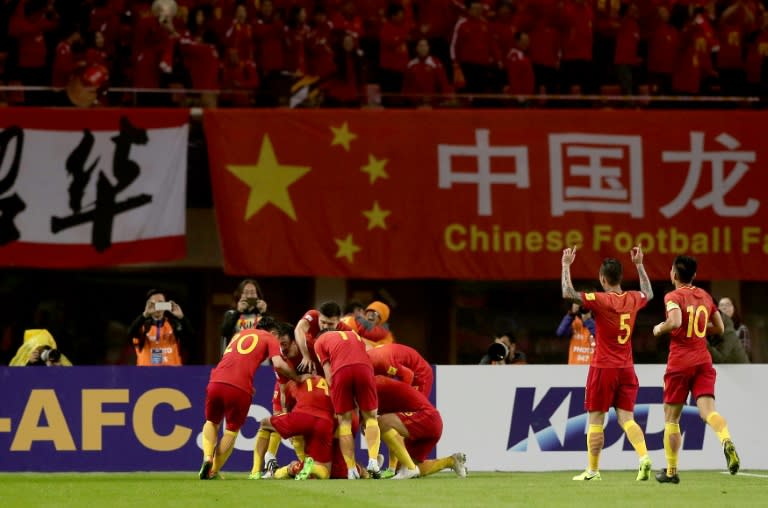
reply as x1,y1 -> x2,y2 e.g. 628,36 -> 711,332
568,316 -> 594,365
133,320 -> 182,366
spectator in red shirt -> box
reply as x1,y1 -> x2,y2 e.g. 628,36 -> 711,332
647,5 -> 679,95
593,0 -> 622,89
402,37 -> 452,106
491,0 -> 523,59
450,0 -> 502,94
284,5 -> 310,76
306,6 -> 336,79
224,3 -> 255,61
716,0 -> 757,96
8,0 -> 59,88
413,0 -> 463,72
85,31 -> 111,70
330,0 -> 363,38
379,3 -> 412,102
180,29 -> 220,107
672,8 -> 717,96
504,31 -> 534,96
560,0 -> 594,94
323,31 -> 365,107
220,47 -> 260,106
745,12 -> 768,96
614,3 -> 641,95
52,27 -> 84,88
253,0 -> 287,105
527,0 -> 561,94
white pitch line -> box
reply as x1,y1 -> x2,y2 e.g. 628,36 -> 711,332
719,472 -> 768,478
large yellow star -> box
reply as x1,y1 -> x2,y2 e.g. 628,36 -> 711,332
227,134 -> 311,221
362,200 -> 391,230
335,234 -> 361,263
330,122 -> 358,152
361,154 -> 389,184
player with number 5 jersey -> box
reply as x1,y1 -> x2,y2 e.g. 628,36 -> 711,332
652,255 -> 740,483
561,244 -> 654,482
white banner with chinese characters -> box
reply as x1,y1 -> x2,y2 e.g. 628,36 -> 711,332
435,365 -> 768,471
0,109 -> 188,267
206,110 -> 768,280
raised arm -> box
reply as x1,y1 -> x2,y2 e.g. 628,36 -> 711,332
631,244 -> 654,301
561,246 -> 582,303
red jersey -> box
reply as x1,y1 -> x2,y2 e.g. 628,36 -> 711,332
314,330 -> 370,376
580,290 -> 648,368
375,376 -> 433,414
209,328 -> 281,395
367,344 -> 432,389
284,376 -> 335,421
664,286 -> 717,371
403,56 -> 452,97
301,309 -> 353,339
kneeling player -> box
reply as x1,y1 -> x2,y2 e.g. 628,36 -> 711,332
376,376 -> 466,479
254,375 -> 335,480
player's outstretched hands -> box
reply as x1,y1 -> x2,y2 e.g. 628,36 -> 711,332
631,244 -> 644,265
562,246 -> 577,266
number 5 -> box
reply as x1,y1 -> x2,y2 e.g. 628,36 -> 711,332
618,313 -> 631,344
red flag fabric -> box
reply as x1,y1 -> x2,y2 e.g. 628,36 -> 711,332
204,109 -> 768,280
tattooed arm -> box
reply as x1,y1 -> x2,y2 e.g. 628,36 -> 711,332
631,245 -> 654,301
561,246 -> 582,303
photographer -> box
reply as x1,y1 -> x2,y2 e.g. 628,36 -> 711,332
219,279 -> 267,355
556,301 -> 596,365
9,329 -> 72,367
707,313 -> 749,364
128,289 -> 192,366
479,331 -> 527,365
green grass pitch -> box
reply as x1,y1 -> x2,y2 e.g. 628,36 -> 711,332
1,471 -> 766,508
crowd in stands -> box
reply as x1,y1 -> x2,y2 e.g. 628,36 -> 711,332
1,0 -> 767,107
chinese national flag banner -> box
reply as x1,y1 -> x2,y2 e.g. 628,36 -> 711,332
204,109 -> 768,280
0,109 -> 188,268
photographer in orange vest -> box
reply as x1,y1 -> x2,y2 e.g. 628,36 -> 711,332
128,289 -> 193,366
557,301 -> 596,365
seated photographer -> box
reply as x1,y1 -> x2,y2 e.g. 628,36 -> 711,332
479,331 -> 527,365
556,301 -> 596,365
9,329 -> 72,367
128,289 -> 193,366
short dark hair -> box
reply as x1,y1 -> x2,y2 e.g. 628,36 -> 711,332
275,321 -> 295,341
673,255 -> 697,283
255,315 -> 278,331
343,300 -> 365,315
318,301 -> 342,318
146,288 -> 166,300
493,331 -> 516,343
600,258 -> 623,286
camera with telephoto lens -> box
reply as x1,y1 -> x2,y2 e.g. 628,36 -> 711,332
40,347 -> 61,363
487,342 -> 509,362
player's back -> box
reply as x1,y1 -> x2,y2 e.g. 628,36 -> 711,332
314,330 -> 370,374
209,328 -> 279,394
375,375 -> 433,414
391,344 -> 432,377
286,376 -> 334,420
581,290 -> 648,368
666,286 -> 717,369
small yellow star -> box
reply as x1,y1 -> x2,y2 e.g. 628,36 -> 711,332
227,134 -> 311,221
361,154 -> 389,184
362,200 -> 391,230
330,122 -> 358,152
334,234 -> 361,263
